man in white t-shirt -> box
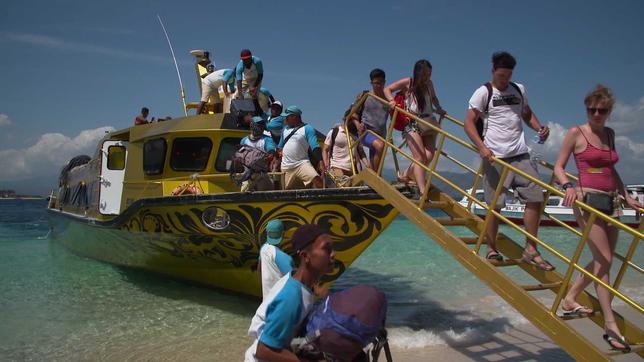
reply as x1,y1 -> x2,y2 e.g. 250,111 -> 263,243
245,224 -> 335,361
197,68 -> 235,114
277,106 -> 324,189
463,51 -> 553,271
258,219 -> 293,299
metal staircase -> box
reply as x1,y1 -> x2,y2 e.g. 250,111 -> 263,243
344,93 -> 644,361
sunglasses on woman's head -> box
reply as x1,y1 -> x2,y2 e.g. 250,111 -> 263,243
587,107 -> 609,115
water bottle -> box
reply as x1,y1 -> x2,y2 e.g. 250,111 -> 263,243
529,127 -> 546,161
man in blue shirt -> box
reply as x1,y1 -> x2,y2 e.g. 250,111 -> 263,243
239,117 -> 276,191
265,100 -> 285,143
277,106 -> 324,189
245,224 -> 336,362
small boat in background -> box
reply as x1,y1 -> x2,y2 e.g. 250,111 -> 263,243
458,186 -> 643,227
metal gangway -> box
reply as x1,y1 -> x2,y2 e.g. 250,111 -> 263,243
343,92 -> 643,361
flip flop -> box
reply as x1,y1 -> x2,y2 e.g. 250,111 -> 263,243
486,250 -> 504,261
561,304 -> 593,317
522,250 -> 555,271
603,333 -> 631,353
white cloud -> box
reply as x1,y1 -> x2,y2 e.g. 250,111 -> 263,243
610,97 -> 644,136
0,32 -> 171,65
0,126 -> 114,181
0,114 -> 11,126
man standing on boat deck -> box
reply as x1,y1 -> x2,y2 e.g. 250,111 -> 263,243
463,51 -> 554,271
278,106 -> 324,189
265,100 -> 284,143
239,117 -> 277,192
352,68 -> 388,170
258,219 -> 293,299
134,107 -> 154,125
235,49 -> 264,115
245,224 -> 335,361
197,68 -> 236,114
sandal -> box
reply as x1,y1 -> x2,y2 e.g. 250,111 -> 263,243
561,304 -> 593,317
603,333 -> 631,353
522,250 -> 555,271
486,250 -> 504,261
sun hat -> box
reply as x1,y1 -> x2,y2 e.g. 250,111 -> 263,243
280,105 -> 302,118
265,219 -> 284,245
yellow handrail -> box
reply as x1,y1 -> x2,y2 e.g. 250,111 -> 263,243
343,91 -> 643,315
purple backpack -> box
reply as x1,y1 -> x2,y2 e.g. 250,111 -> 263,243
304,285 -> 388,361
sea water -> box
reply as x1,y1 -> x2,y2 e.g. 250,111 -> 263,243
1,200 -> 642,360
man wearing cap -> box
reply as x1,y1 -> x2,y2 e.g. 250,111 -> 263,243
239,116 -> 276,192
265,100 -> 284,143
197,68 -> 236,114
235,49 -> 264,100
257,219 -> 293,299
245,224 -> 335,362
277,106 -> 324,189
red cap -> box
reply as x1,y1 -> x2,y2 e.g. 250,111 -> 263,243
240,49 -> 252,60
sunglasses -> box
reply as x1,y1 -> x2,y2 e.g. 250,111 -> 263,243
587,107 -> 609,115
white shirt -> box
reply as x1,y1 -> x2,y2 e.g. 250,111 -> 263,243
259,244 -> 293,299
202,69 -> 230,90
324,126 -> 356,171
279,124 -> 318,170
469,82 -> 530,158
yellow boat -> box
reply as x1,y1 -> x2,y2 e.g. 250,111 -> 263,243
46,50 -> 401,297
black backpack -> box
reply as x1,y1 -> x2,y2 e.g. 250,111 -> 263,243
475,82 -> 523,140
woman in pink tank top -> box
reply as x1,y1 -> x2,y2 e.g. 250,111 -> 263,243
554,85 -> 641,352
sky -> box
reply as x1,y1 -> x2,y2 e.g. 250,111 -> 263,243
1,0 -> 643,193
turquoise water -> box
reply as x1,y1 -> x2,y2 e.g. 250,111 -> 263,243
1,200 -> 641,360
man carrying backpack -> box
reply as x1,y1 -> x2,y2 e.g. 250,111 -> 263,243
463,51 -> 553,270
277,106 -> 324,189
351,68 -> 388,170
239,117 -> 276,191
245,224 -> 335,362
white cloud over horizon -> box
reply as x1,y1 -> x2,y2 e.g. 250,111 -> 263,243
0,126 -> 114,182
0,114 -> 11,126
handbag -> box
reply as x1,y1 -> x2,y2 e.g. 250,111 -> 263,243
391,92 -> 410,131
583,192 -> 614,214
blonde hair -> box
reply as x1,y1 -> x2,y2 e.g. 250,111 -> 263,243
584,84 -> 615,110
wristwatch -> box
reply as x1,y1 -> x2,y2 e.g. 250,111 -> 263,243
562,182 -> 574,190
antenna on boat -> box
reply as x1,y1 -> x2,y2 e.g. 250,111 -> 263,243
157,14 -> 188,117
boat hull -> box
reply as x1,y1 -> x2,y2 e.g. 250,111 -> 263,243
48,187 -> 399,297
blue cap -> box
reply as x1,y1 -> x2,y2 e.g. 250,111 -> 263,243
280,105 -> 302,118
265,219 -> 284,245
251,116 -> 265,124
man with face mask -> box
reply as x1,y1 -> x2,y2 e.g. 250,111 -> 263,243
239,117 -> 276,191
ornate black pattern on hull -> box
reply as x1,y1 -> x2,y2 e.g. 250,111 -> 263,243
123,200 -> 395,282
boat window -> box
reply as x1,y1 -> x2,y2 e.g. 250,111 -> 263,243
107,145 -> 126,170
170,137 -> 213,172
215,137 -> 242,172
143,138 -> 167,175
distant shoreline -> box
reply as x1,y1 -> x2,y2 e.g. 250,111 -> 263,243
0,197 -> 43,200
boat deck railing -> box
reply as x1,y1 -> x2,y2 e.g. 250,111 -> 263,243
343,91 -> 643,360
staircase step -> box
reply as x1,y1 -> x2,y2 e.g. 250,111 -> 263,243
435,217 -> 474,226
423,201 -> 449,209
606,343 -> 644,356
488,258 -> 519,267
520,282 -> 562,291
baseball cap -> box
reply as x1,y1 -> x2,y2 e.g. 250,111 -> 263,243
240,49 -> 252,60
251,116 -> 265,124
270,100 -> 283,109
280,105 -> 302,118
290,224 -> 328,253
265,219 -> 284,245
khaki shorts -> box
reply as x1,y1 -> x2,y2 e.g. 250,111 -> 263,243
201,85 -> 222,103
284,161 -> 319,189
483,153 -> 542,209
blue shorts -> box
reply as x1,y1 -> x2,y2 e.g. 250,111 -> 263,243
361,132 -> 379,150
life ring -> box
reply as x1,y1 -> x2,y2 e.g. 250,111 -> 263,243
171,183 -> 203,196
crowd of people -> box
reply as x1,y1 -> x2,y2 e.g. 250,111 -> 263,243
240,49 -> 641,358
